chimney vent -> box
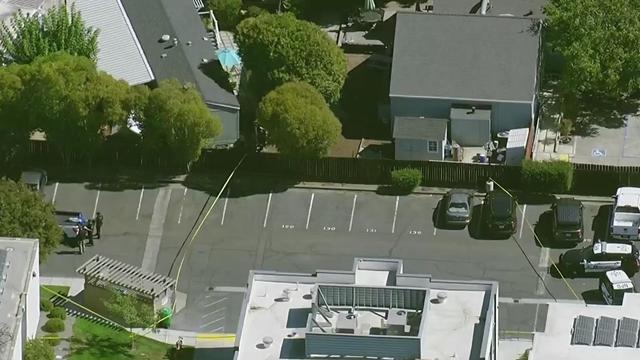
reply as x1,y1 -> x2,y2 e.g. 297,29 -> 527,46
436,292 -> 448,304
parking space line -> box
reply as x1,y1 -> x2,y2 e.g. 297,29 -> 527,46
221,188 -> 229,226
177,188 -> 187,224
136,186 -> 144,220
519,204 -> 527,238
92,189 -> 101,218
305,193 -> 315,230
535,247 -> 550,295
200,317 -> 224,328
51,182 -> 59,205
263,192 -> 272,228
348,194 -> 357,232
391,196 -> 399,234
202,308 -> 226,317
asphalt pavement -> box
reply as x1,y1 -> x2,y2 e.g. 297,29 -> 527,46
39,177 -> 626,337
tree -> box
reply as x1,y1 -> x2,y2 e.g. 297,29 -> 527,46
0,180 -> 62,262
0,5 -> 99,64
24,339 -> 54,360
257,82 -> 341,158
208,0 -> 242,29
104,289 -> 155,349
236,13 -> 347,107
0,66 -> 28,165
140,79 -> 221,167
544,0 -> 640,102
16,53 -> 135,164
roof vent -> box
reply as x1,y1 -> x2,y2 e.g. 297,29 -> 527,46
261,336 -> 273,348
186,41 -> 192,46
436,292 -> 448,304
467,106 -> 476,114
161,53 -> 167,59
5,248 -> 13,252
201,58 -> 208,64
160,34 -> 170,42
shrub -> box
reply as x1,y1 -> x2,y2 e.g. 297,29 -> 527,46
40,299 -> 54,312
44,337 -> 61,347
245,5 -> 268,18
207,0 -> 242,29
42,318 -> 65,333
24,339 -> 55,360
390,168 -> 422,194
48,307 -> 67,320
521,160 -> 573,193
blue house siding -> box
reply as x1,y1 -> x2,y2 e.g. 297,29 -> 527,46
390,96 -> 532,135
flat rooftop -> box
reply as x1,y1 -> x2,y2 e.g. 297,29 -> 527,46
0,237 -> 38,359
234,258 -> 497,360
530,293 -> 640,359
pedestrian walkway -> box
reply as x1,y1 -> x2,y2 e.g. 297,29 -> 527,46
131,328 -> 235,348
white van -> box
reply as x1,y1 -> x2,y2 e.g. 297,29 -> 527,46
600,270 -> 635,305
610,187 -> 640,241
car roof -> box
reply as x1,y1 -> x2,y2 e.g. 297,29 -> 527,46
487,191 -> 513,216
593,242 -> 633,255
616,187 -> 640,207
554,198 -> 582,224
605,270 -> 633,285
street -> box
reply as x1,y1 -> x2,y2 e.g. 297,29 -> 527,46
39,177 -> 621,337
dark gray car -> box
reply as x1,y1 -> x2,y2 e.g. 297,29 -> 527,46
441,190 -> 473,227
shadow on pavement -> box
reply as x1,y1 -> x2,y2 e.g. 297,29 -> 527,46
592,204 -> 612,242
581,289 -> 605,305
183,173 -> 298,198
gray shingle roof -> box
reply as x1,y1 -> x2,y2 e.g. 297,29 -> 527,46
390,12 -> 541,103
74,0 -> 154,85
393,116 -> 448,140
119,0 -> 238,108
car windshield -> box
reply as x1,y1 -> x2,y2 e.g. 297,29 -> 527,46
490,195 -> 512,218
448,202 -> 468,213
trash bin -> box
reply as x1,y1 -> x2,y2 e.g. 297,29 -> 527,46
158,307 -> 173,328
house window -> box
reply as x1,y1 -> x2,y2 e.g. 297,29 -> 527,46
427,141 -> 439,153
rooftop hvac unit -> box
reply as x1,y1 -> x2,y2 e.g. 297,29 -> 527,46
387,309 -> 408,335
335,313 -> 357,334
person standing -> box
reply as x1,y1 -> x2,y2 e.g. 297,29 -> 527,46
86,220 -> 95,246
77,226 -> 86,255
95,212 -> 104,239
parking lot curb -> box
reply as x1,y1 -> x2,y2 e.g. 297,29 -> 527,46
293,182 -> 614,203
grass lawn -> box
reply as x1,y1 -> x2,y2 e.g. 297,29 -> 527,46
70,318 -> 194,360
40,285 -> 70,302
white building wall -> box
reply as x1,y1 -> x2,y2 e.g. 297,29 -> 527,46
26,244 -> 40,339
10,321 -> 23,360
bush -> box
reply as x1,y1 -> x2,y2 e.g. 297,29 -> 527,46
24,339 -> 55,360
521,160 -> 573,193
42,318 -> 65,333
40,298 -> 54,312
390,168 -> 422,194
245,5 -> 268,18
48,307 -> 67,320
44,337 -> 61,347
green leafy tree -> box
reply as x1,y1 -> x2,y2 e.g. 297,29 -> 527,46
24,338 -> 55,360
104,289 -> 155,349
257,82 -> 341,158
0,180 -> 62,262
0,66 -> 28,165
16,53 -> 134,164
0,5 -> 99,64
140,79 -> 221,167
208,0 -> 242,29
544,0 -> 640,101
236,13 -> 347,107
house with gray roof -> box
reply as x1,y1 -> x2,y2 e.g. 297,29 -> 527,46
389,11 -> 541,161
117,0 -> 240,147
433,0 -> 547,18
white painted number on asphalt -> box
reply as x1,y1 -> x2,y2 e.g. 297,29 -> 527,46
366,228 -> 377,233
408,230 -> 422,235
282,224 -> 295,229
323,226 -> 336,231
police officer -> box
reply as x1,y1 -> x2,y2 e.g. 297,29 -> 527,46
86,220 -> 95,246
95,212 -> 104,239
77,226 -> 86,254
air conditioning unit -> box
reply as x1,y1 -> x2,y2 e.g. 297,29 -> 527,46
335,313 -> 357,334
386,309 -> 408,335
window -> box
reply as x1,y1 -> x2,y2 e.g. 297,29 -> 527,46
427,141 -> 438,153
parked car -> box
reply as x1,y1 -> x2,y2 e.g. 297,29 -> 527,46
55,211 -> 88,240
599,270 -> 635,305
482,190 -> 517,236
20,169 -> 47,192
609,187 -> 640,241
440,190 -> 473,227
551,198 -> 584,244
559,241 -> 640,277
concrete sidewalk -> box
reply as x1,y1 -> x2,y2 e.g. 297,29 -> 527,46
131,328 -> 235,348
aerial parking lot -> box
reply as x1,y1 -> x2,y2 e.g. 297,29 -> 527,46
39,177 -> 626,335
